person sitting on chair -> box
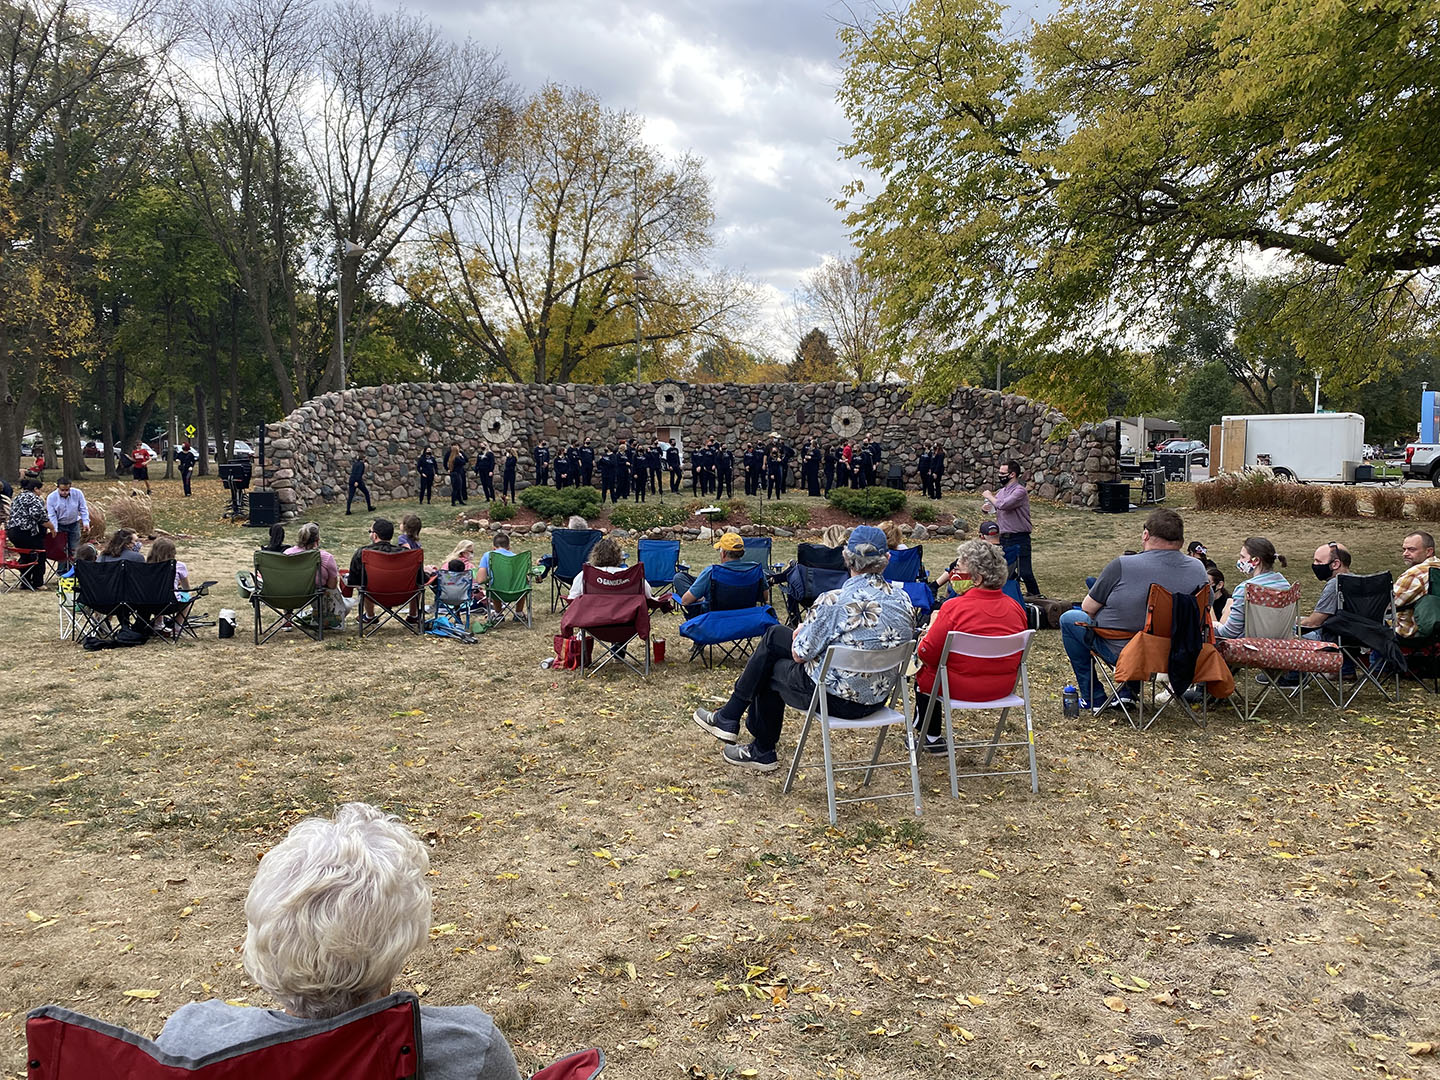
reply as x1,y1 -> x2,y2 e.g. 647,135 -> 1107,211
287,522 -> 344,629
672,532 -> 766,617
913,540 -> 1028,754
1394,531 -> 1440,640
154,803 -> 522,1080
99,528 -> 145,563
477,531 -> 528,620
1215,536 -> 1290,640
566,537 -> 652,600
348,518 -> 399,623
398,514 -> 423,551
260,523 -> 287,553
691,525 -> 914,772
1058,509 -> 1208,712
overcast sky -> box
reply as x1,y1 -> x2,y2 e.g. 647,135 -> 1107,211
400,0 -> 1049,353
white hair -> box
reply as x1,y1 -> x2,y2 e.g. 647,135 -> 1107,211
566,515 -> 589,530
843,546 -> 889,576
242,803 -> 431,1018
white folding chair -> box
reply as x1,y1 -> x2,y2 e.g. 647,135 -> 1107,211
781,641 -> 920,825
918,630 -> 1039,796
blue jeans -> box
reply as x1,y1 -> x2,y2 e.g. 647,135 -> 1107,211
1303,627 -> 1354,677
1059,607 -> 1131,703
56,520 -> 83,558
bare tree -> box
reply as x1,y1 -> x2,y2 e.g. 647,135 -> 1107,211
797,255 -> 891,382
306,1 -> 511,393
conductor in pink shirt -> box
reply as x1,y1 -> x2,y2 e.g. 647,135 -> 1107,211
982,460 -> 1040,596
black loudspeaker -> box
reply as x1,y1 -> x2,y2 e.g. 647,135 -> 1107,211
257,425 -> 266,466
248,491 -> 279,526
1096,482 -> 1131,514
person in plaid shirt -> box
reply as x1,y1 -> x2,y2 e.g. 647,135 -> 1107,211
1394,531 -> 1440,639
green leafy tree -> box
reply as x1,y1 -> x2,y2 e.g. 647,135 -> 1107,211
1176,361 -> 1240,438
788,328 -> 842,383
836,0 -> 1440,420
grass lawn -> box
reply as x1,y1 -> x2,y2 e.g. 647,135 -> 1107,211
1,473 -> 1436,1078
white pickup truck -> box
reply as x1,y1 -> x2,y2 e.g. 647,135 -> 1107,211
1404,443 -> 1440,486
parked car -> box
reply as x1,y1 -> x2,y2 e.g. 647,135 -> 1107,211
1159,439 -> 1209,465
208,439 -> 254,460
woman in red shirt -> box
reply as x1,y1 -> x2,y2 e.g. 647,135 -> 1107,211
915,539 -> 1028,753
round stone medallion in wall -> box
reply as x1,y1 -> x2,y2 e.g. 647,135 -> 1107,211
654,383 -> 687,413
831,405 -> 863,438
480,408 -> 513,444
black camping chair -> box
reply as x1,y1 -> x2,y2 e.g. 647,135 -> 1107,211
71,561 -> 129,643
783,542 -> 847,626
1321,571 -> 1402,707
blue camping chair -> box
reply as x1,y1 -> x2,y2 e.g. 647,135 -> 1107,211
431,568 -> 479,632
740,536 -> 772,569
637,538 -> 682,600
548,528 -> 604,612
883,545 -> 933,626
679,561 -> 778,667
784,542 -> 848,626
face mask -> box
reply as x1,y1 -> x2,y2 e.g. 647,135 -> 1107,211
1312,562 -> 1333,581
1237,558 -> 1257,576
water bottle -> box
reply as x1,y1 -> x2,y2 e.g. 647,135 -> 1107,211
1062,685 -> 1081,718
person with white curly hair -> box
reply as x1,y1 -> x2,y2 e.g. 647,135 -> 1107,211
156,803 -> 521,1080
692,525 -> 914,772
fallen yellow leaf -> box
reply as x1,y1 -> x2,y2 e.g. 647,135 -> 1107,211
1103,995 -> 1129,1013
123,989 -> 161,999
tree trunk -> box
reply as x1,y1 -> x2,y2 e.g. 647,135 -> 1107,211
165,388 -> 176,480
194,383 -> 210,476
228,293 -> 241,453
209,310 -> 229,462
58,393 -> 86,476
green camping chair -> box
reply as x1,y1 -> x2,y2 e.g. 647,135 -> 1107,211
253,550 -> 323,644
486,550 -> 533,628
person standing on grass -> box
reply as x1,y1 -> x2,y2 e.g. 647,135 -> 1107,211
446,444 -> 468,506
45,476 -> 89,559
501,447 -> 518,504
177,441 -> 197,496
415,446 -> 437,504
691,526 -> 914,772
130,440 -> 153,495
982,460 -> 1039,596
346,454 -> 374,516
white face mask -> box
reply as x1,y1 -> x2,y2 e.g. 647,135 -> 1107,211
1236,557 -> 1257,577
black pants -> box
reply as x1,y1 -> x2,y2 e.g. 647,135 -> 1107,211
1001,532 -> 1039,595
180,468 -> 193,496
418,475 -> 433,503
451,471 -> 467,505
632,477 -> 646,502
502,473 -> 516,501
479,472 -> 495,501
669,466 -> 680,493
347,478 -> 372,513
715,625 -> 873,752
9,527 -> 45,588
536,467 -> 549,486
767,470 -> 782,499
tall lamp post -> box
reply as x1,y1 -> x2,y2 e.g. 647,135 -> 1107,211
337,238 -> 365,391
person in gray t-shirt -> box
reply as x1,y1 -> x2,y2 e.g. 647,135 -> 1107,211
1300,543 -> 1353,677
155,804 -> 520,1080
1060,508 -> 1209,708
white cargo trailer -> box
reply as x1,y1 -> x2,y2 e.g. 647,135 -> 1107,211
1215,413 -> 1365,483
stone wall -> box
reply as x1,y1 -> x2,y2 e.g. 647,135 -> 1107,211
262,380 -> 1117,518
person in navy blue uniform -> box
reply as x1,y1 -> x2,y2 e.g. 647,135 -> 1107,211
446,444 -> 467,505
346,455 -> 373,515
929,443 -> 946,498
501,447 -> 518,503
532,442 -> 551,486
613,440 -> 631,501
646,443 -> 663,495
630,448 -> 647,502
823,445 -> 837,495
415,447 -> 437,504
475,446 -> 496,501
579,440 -> 595,487
715,445 -> 734,498
666,444 -> 681,492
803,442 -> 821,496
554,448 -> 571,489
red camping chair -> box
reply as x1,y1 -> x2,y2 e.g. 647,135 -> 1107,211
559,563 -> 652,678
26,992 -> 423,1080
359,548 -> 427,638
25,993 -> 606,1080
0,527 -> 46,592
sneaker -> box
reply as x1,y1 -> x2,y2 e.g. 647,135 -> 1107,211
511,613 -> 525,623
921,735 -> 949,755
1182,686 -> 1206,705
723,741 -> 779,772
692,708 -> 739,743
1093,692 -> 1137,713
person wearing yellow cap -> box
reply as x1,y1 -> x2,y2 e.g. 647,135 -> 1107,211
674,531 -> 767,617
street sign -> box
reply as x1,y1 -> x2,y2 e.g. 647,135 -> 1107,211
185,425 -> 196,437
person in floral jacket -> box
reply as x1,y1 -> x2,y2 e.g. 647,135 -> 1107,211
691,525 -> 914,771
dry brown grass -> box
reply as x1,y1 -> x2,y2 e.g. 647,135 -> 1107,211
1411,489 -> 1440,523
97,490 -> 156,535
1371,488 -> 1408,520
1326,487 -> 1359,517
2,476 -> 1437,1078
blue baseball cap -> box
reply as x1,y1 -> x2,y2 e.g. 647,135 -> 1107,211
846,525 -> 888,555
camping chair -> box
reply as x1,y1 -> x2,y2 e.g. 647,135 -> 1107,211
127,559 -> 188,648
783,542 -> 847,625
740,536 -> 772,568
1110,584 -> 1234,731
918,630 -> 1040,794
559,563 -> 651,678
637,538 -> 681,600
0,527 -> 45,592
70,561 -> 129,643
548,528 -> 603,612
781,641 -> 920,825
56,568 -> 78,640
39,533 -> 72,587
883,545 -> 933,626
431,568 -> 479,632
163,580 -> 219,642
678,561 -> 779,667
1315,571 -> 1404,707
1214,582 -> 1341,720
253,550 -> 323,645
486,549 -> 534,627
359,548 -> 427,638
25,991 -> 424,1080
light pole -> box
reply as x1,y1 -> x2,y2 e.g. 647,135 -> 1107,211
337,238 -> 365,391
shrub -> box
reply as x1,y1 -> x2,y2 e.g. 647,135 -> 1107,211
103,494 -> 154,535
827,486 -> 907,518
685,498 -> 726,522
519,484 -> 601,522
756,501 -> 811,529
1278,484 -> 1325,515
487,501 -> 516,521
83,503 -> 106,543
1326,488 -> 1358,517
609,503 -> 687,531
910,502 -> 938,523
1409,489 -> 1440,522
1372,488 -> 1408,520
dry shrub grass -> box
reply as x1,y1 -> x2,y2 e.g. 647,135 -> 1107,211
1371,488 -> 1408,520
99,489 -> 156,535
1326,487 -> 1359,517
1277,483 -> 1325,515
1,477 -> 1437,1078
1411,489 -> 1440,522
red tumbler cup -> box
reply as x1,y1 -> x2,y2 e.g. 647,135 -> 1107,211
652,638 -> 665,664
